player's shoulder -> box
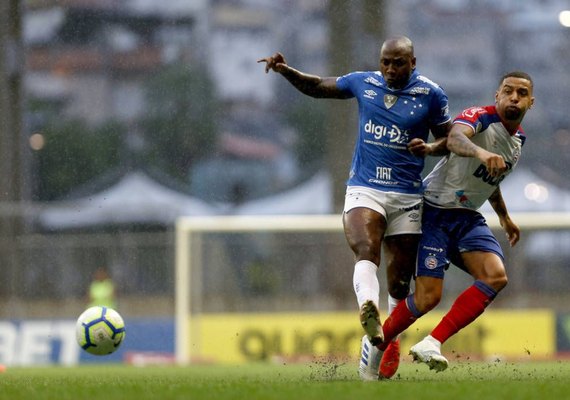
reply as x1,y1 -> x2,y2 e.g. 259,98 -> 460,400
453,105 -> 502,134
336,71 -> 384,94
409,71 -> 447,97
412,71 -> 444,90
455,105 -> 498,122
338,70 -> 381,83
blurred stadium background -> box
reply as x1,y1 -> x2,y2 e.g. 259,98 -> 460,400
0,0 -> 569,366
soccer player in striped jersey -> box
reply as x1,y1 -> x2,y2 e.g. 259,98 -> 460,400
259,36 -> 451,380
374,71 -> 534,372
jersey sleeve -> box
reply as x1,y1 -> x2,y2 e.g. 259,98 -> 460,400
428,87 -> 451,126
452,106 -> 487,134
335,73 -> 357,98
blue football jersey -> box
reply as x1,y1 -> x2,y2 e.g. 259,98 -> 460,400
336,69 -> 450,194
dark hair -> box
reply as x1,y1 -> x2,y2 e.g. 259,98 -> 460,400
499,71 -> 533,88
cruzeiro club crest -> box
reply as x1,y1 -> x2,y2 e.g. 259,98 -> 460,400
384,94 -> 398,109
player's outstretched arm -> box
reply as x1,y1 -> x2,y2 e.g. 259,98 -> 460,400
489,186 -> 520,247
408,120 -> 453,157
447,124 -> 506,178
257,52 -> 349,99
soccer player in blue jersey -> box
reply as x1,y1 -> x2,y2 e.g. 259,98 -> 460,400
259,36 -> 451,380
371,71 -> 535,372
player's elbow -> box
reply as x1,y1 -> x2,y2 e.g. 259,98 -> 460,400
445,135 -> 460,152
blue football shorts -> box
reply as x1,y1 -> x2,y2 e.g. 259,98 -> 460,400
416,202 -> 504,279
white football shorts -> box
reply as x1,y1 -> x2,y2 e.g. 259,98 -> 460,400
343,186 -> 423,236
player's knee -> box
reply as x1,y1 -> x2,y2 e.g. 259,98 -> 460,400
387,268 -> 413,299
488,274 -> 508,292
387,282 -> 410,300
478,268 -> 508,292
353,240 -> 381,264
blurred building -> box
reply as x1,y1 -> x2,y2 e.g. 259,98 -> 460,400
391,0 -> 570,188
25,0 -> 197,125
24,0 -> 570,198
23,0 -> 333,205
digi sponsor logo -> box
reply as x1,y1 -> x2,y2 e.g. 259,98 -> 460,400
424,256 -> 438,270
364,120 -> 409,144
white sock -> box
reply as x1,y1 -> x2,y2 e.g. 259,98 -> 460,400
387,294 -> 401,315
353,260 -> 380,309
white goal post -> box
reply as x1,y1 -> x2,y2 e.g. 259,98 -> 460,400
174,212 -> 570,365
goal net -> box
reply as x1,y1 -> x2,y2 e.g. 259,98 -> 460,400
175,213 -> 570,364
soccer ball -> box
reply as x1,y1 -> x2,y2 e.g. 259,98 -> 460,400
76,306 -> 126,355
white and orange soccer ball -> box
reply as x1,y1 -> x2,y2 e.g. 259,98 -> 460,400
75,306 -> 126,355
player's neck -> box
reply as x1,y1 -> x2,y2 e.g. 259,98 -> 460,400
501,120 -> 521,135
497,110 -> 522,135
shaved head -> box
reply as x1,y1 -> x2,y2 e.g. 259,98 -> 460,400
381,36 -> 414,58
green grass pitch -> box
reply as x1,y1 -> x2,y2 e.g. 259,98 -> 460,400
1,360 -> 569,400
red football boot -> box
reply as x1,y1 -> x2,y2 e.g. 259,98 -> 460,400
379,338 -> 400,379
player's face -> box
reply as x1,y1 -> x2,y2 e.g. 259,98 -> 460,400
379,48 -> 415,89
495,77 -> 534,122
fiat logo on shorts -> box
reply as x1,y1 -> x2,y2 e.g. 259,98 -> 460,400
425,256 -> 438,270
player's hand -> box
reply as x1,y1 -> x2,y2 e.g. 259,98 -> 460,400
257,52 -> 288,74
481,152 -> 507,177
408,138 -> 429,157
500,217 -> 520,247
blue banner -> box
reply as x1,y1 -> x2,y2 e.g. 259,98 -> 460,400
0,318 -> 174,366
